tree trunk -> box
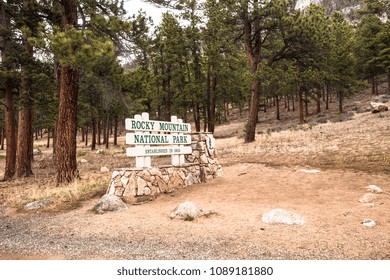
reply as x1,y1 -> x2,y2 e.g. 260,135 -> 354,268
16,0 -> 34,177
114,115 -> 118,146
245,79 -> 260,142
325,83 -> 329,110
55,0 -> 79,184
208,68 -> 217,133
97,119 -> 101,145
304,92 -> 309,117
338,91 -> 343,113
316,89 -> 321,114
1,2 -> 16,180
193,102 -> 201,132
85,127 -> 88,146
91,114 -> 96,150
46,128 -> 51,148
387,71 -> 390,94
371,76 -> 376,95
105,115 -> 109,149
298,84 -> 304,124
102,120 -> 107,144
1,127 -> 5,150
275,95 -> 280,120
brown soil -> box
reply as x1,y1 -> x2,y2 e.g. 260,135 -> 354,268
0,83 -> 389,260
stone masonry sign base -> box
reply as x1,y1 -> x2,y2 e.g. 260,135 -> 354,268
107,125 -> 223,204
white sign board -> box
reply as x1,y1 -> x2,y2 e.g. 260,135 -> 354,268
127,146 -> 192,157
126,133 -> 192,145
125,118 -> 191,133
126,113 -> 192,168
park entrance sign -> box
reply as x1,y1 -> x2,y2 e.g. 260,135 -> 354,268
125,113 -> 192,168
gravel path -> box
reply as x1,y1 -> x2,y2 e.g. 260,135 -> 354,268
1,165 -> 390,260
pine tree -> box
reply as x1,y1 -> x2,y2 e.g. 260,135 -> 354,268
0,0 -> 16,180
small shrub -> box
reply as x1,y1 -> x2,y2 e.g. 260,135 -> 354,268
184,214 -> 195,221
77,150 -> 87,157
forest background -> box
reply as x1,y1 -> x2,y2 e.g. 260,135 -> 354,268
0,0 -> 389,185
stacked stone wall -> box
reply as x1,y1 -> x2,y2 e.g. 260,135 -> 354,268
107,133 -> 223,204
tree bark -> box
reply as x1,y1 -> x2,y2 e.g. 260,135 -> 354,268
97,119 -> 101,145
55,0 -> 79,184
16,0 -> 34,177
275,95 -> 280,120
105,115 -> 109,149
91,114 -> 96,150
243,0 -> 261,143
193,102 -> 201,132
371,76 -> 376,95
1,1 -> 16,180
85,127 -> 88,146
46,128 -> 51,148
114,115 -> 118,146
298,84 -> 304,124
1,127 -> 4,150
245,80 -> 260,142
338,91 -> 343,113
3,79 -> 16,180
325,83 -> 329,110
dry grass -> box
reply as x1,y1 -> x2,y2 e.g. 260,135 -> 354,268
216,109 -> 390,173
0,83 -> 389,212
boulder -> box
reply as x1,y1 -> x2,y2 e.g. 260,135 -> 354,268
371,102 -> 388,113
366,185 -> 383,194
358,193 -> 377,203
24,198 -> 53,210
170,201 -> 215,220
262,208 -> 304,225
362,219 -> 376,228
93,194 -> 127,214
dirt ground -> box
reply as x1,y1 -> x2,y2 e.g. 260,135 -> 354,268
0,84 -> 389,260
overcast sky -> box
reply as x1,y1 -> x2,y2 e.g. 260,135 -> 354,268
124,0 -> 168,24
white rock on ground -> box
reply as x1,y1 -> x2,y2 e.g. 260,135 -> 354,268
300,169 -> 320,173
262,208 -> 305,225
362,219 -> 376,228
93,194 -> 127,214
100,166 -> 110,173
358,193 -> 378,203
80,159 -> 88,163
170,201 -> 214,220
24,199 -> 54,210
366,185 -> 383,194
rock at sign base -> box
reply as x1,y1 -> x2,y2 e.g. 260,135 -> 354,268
262,209 -> 304,225
362,219 -> 376,228
93,194 -> 127,214
366,185 -> 383,194
24,199 -> 53,210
